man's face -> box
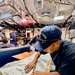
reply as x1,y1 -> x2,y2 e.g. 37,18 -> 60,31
44,41 -> 60,53
35,29 -> 40,35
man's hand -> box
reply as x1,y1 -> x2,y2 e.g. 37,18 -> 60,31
25,52 -> 41,73
25,61 -> 36,73
31,70 -> 49,75
31,70 -> 60,75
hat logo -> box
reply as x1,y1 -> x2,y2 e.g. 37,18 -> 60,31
42,33 -> 47,39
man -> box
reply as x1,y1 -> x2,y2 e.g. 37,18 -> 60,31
10,29 -> 17,45
0,38 -> 15,48
0,30 -> 6,40
29,29 -> 40,45
25,25 -> 75,75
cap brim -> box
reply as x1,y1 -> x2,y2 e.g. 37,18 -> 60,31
33,41 -> 52,53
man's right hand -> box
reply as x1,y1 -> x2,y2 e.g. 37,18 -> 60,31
25,52 -> 41,73
25,61 -> 36,73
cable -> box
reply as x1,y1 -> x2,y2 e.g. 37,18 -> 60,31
23,0 -> 38,24
61,9 -> 75,27
61,15 -> 72,27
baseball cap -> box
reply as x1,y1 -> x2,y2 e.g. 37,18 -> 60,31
33,25 -> 62,53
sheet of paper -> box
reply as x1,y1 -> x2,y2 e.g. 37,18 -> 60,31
0,53 -> 50,75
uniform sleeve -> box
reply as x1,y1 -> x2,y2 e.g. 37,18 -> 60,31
58,51 -> 75,75
29,36 -> 36,45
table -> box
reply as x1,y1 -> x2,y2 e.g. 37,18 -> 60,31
12,52 -> 35,60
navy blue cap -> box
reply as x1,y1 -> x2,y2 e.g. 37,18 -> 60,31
34,25 -> 62,52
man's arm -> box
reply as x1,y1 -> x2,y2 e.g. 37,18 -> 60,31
31,71 -> 60,75
28,36 -> 36,45
0,71 -> 2,75
49,72 -> 60,75
25,52 -> 41,73
32,51 -> 41,63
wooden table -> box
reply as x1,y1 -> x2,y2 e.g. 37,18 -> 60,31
12,52 -> 35,60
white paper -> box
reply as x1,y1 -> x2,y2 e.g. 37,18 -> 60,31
0,53 -> 50,75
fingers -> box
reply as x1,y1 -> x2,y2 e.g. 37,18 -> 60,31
31,72 -> 35,75
25,68 -> 31,73
31,73 -> 34,75
25,65 -> 33,73
31,71 -> 39,75
25,65 -> 29,70
32,66 -> 36,72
